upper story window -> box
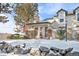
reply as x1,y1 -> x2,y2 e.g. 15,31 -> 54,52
77,13 -> 79,21
60,19 -> 64,22
57,9 -> 67,23
60,15 -> 64,22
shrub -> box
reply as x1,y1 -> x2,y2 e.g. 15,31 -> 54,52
56,30 -> 65,40
8,34 -> 23,39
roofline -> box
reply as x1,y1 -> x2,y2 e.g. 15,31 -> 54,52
67,13 -> 75,16
43,18 -> 53,21
26,22 -> 51,25
56,9 -> 67,15
73,6 -> 79,14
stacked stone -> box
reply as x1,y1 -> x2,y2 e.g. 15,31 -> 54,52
0,41 -> 79,56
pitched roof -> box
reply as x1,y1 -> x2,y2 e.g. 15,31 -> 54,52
57,8 -> 67,15
73,6 -> 79,14
50,20 -> 59,29
26,22 -> 50,25
74,6 -> 79,11
67,11 -> 74,15
43,17 -> 53,21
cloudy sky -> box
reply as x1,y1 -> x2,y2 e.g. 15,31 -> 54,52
0,13 -> 16,34
38,3 -> 79,21
0,3 -> 79,33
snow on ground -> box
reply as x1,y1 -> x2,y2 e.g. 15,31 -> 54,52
0,39 -> 79,52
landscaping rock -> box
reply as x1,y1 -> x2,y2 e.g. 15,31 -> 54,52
23,43 -> 26,48
5,45 -> 14,53
59,49 -> 66,56
30,48 -> 40,56
0,41 -> 14,53
66,52 -> 79,56
0,41 -> 8,51
40,52 -> 47,56
21,48 -> 31,54
50,47 -> 73,56
65,48 -> 73,53
50,47 -> 59,53
0,41 -> 7,45
14,45 -> 21,48
39,46 -> 50,56
47,52 -> 61,56
47,53 -> 56,56
39,46 -> 50,53
14,48 -> 23,54
59,48 -> 73,56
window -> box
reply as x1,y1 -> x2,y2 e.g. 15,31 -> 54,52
77,13 -> 79,21
59,15 -> 64,22
60,19 -> 64,22
45,27 -> 48,37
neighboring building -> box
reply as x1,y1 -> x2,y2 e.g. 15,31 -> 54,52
24,6 -> 79,40
0,33 -> 11,39
46,7 -> 79,40
25,22 -> 50,39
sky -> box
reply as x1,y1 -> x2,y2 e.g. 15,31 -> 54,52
0,3 -> 79,34
38,3 -> 79,21
0,13 -> 16,34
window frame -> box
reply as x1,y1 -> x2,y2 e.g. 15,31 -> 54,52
60,18 -> 64,22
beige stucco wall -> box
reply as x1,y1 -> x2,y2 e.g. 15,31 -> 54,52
66,14 -> 76,27
0,33 -> 11,39
58,11 -> 66,24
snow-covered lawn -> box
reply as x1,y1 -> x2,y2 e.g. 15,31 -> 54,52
0,39 -> 79,52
